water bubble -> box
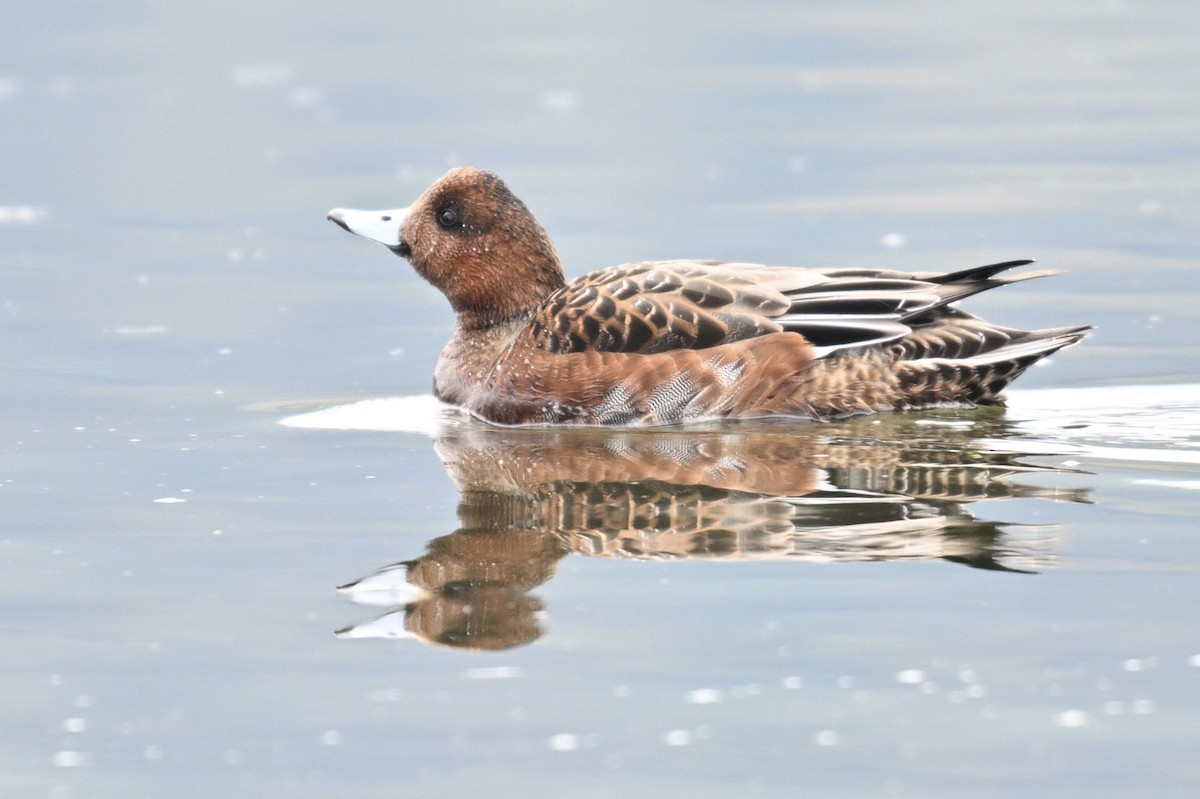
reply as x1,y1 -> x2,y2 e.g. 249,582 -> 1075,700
548,733 -> 579,752
1055,709 -> 1089,728
664,729 -> 693,746
52,751 -> 87,768
686,688 -> 722,704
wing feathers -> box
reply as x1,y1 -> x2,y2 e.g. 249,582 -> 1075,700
529,260 -> 1083,374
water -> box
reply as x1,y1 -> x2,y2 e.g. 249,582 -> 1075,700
4,1 -> 1199,797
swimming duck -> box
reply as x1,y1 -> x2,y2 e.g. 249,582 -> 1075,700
328,167 -> 1088,426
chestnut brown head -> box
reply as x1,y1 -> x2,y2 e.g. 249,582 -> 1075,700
329,167 -> 564,329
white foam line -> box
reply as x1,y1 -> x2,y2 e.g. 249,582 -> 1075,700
982,438 -> 1200,466
280,395 -> 460,436
1006,383 -> 1200,413
1131,479 -> 1200,490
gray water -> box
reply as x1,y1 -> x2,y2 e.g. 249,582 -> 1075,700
4,2 -> 1200,797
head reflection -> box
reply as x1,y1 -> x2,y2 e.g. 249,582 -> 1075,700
335,411 -> 1088,651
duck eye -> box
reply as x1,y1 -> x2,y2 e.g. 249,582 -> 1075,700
437,208 -> 459,229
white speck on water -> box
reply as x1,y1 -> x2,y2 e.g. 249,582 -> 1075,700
1055,709 -> 1089,728
548,733 -> 579,752
966,684 -> 986,699
462,666 -> 523,680
217,347 -> 232,356
0,205 -> 46,224
1189,653 -> 1200,667
52,750 -> 87,768
782,675 -> 802,690
686,688 -> 722,704
541,89 -> 580,114
664,729 -> 693,746
320,730 -> 341,746
896,669 -> 925,685
48,674 -> 64,686
1123,658 -> 1144,672
153,497 -> 185,504
63,717 -> 86,733
114,325 -> 167,336
958,669 -> 977,683
881,232 -> 906,248
815,730 -> 838,746
1133,699 -> 1154,714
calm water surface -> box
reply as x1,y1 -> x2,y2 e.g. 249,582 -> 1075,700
3,2 -> 1199,797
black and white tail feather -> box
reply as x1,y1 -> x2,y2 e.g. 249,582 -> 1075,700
777,259 -> 1090,406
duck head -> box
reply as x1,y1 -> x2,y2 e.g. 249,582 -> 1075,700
328,167 -> 565,330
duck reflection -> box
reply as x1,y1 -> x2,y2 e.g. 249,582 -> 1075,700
335,410 -> 1088,651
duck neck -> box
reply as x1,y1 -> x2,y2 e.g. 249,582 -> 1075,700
451,244 -> 564,332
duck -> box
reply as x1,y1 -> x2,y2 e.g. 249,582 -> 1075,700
327,167 -> 1089,426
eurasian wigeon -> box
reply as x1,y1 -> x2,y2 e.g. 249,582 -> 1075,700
328,167 -> 1089,426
